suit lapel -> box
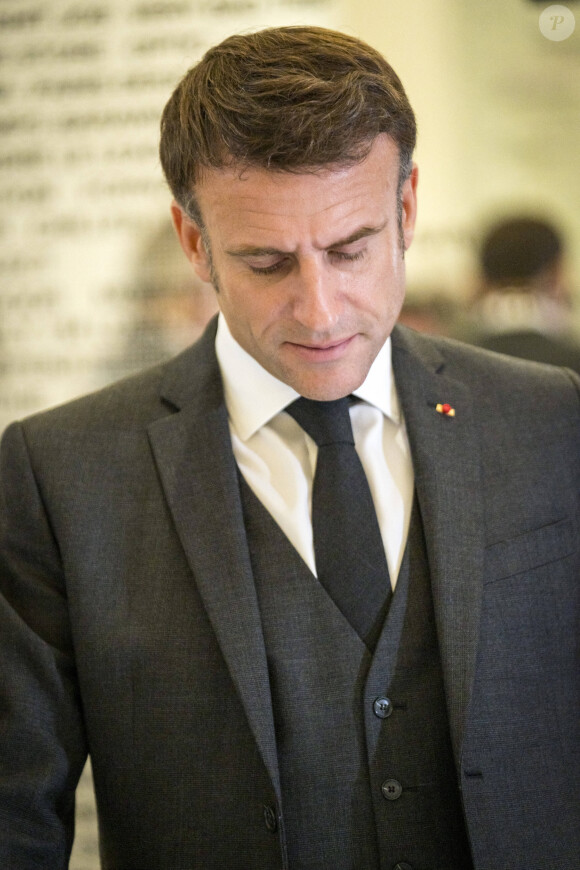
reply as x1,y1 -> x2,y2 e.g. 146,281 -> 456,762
392,326 -> 484,764
147,324 -> 281,800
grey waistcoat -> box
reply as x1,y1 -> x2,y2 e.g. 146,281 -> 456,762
239,478 -> 473,870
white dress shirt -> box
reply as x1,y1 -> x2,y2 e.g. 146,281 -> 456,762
215,314 -> 415,587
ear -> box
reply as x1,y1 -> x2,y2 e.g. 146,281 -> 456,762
170,201 -> 212,283
401,164 -> 419,251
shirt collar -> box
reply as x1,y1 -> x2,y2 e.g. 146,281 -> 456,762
215,313 -> 401,441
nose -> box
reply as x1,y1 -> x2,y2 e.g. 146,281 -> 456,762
291,256 -> 340,333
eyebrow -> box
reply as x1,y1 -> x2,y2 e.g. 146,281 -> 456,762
226,222 -> 387,259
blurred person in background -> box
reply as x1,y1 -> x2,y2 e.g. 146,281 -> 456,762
101,220 -> 218,384
465,214 -> 580,371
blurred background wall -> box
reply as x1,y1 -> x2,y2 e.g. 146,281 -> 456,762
1,0 -> 579,433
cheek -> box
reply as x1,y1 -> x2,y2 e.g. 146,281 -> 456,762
219,280 -> 279,340
364,257 -> 404,312
384,249 -> 406,299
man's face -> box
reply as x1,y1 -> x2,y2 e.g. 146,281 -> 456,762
173,134 -> 418,401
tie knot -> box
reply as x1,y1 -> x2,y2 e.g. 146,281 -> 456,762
286,396 -> 354,447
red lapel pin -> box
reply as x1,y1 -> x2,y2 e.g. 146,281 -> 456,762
436,402 -> 455,417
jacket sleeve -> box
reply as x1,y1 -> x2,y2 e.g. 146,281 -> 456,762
0,421 -> 87,868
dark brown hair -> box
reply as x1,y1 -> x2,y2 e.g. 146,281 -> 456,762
159,25 -> 417,223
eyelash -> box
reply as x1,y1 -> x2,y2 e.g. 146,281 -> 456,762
249,249 -> 366,275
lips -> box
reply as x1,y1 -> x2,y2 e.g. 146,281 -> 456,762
285,335 -> 356,361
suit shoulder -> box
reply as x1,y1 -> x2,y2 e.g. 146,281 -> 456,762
14,319 -> 219,441
444,334 -> 580,395
17,362 -> 170,439
393,325 -> 580,413
397,325 -> 580,384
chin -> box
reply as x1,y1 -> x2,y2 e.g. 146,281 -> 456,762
294,376 -> 366,402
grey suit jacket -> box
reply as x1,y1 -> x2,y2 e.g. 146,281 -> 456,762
1,320 -> 579,869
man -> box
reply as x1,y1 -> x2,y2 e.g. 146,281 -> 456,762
465,214 -> 580,372
1,26 -> 579,870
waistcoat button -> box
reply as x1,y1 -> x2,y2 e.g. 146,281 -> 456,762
373,696 -> 393,719
381,779 -> 403,800
263,805 -> 278,832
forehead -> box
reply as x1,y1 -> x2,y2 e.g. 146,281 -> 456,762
194,135 -> 400,246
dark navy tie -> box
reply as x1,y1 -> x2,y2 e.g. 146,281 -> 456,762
286,396 -> 391,649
